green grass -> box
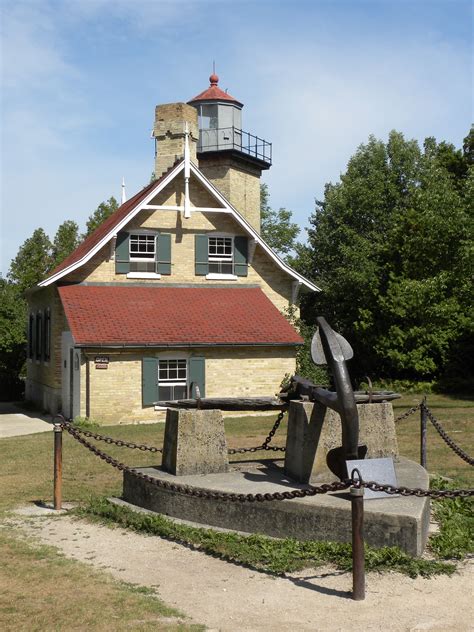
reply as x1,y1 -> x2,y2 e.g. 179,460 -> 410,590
76,496 -> 456,578
0,526 -> 201,632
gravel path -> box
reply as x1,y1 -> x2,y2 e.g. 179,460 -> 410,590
11,506 -> 474,632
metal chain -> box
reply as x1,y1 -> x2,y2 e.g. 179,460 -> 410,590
394,404 -> 421,423
61,422 -> 349,502
228,410 -> 286,455
422,403 -> 474,466
359,480 -> 474,499
63,421 -> 162,453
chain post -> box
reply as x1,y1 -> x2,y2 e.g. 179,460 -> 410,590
53,423 -> 63,510
420,396 -> 427,469
350,469 -> 365,601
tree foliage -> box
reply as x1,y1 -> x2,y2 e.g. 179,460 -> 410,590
299,128 -> 473,387
51,220 -> 80,269
260,184 -> 300,259
84,196 -> 119,238
0,279 -> 27,399
7,228 -> 53,293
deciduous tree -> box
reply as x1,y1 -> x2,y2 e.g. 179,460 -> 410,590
299,129 -> 473,387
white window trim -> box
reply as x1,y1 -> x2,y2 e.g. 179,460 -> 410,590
126,272 -> 161,279
155,357 -> 189,410
207,233 -> 236,279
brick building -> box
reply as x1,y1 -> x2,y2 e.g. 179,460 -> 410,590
25,74 -> 319,424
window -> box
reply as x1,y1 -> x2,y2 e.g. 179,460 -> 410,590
116,231 -> 171,276
158,359 -> 188,400
35,312 -> 43,360
44,309 -> 51,361
129,234 -> 156,273
142,356 -> 205,406
208,237 -> 233,275
200,104 -> 218,130
28,313 -> 34,359
195,234 -> 248,278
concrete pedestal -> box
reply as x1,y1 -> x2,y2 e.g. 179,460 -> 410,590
162,408 -> 229,476
122,457 -> 430,556
284,401 -> 399,483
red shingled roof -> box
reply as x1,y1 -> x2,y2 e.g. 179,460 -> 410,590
58,286 -> 303,346
46,162 -> 182,280
188,74 -> 242,106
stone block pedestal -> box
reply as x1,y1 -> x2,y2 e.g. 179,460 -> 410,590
162,408 -> 229,476
284,401 -> 399,483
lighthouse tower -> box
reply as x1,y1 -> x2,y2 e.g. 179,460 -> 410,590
188,74 -> 272,232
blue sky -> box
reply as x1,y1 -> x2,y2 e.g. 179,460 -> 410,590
1,0 -> 472,275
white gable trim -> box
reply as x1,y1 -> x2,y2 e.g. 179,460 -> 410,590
189,164 -> 321,292
39,159 -> 320,292
39,162 -> 185,287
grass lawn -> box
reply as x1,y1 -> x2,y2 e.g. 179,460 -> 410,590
0,394 -> 472,630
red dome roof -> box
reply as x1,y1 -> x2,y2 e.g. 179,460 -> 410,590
188,74 -> 243,106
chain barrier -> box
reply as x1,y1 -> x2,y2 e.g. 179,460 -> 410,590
60,422 -> 348,502
60,421 -> 473,501
228,410 -> 286,455
394,403 -> 421,423
422,403 -> 474,466
63,421 -> 163,453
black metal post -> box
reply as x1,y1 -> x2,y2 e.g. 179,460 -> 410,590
420,396 -> 427,469
54,424 -> 63,510
351,484 -> 365,600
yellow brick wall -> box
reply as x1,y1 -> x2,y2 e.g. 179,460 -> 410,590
25,286 -> 69,412
198,158 -> 262,231
80,347 -> 296,424
62,177 -> 295,311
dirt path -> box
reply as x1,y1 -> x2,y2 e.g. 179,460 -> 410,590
11,508 -> 474,632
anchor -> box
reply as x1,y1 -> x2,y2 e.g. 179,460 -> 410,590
155,317 -> 403,479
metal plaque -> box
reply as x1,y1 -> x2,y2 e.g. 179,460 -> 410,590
346,457 -> 399,500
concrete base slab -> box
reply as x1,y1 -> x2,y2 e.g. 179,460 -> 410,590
123,456 -> 430,556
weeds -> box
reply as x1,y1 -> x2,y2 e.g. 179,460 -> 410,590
429,477 -> 474,559
76,497 -> 456,578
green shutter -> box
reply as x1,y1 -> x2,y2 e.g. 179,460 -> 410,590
115,232 -> 130,274
234,236 -> 248,277
157,233 -> 172,275
189,357 -> 205,398
142,358 -> 158,406
195,235 -> 209,275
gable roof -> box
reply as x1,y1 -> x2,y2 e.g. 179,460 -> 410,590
39,159 -> 320,292
58,285 -> 303,347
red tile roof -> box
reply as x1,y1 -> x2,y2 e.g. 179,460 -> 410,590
58,286 -> 303,346
46,162 -> 182,280
188,74 -> 243,106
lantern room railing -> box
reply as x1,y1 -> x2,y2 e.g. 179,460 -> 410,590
197,127 -> 272,166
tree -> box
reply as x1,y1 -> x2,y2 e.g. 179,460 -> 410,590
51,220 -> 80,268
0,279 -> 27,399
299,129 -> 473,386
8,228 -> 53,293
84,196 -> 119,238
260,184 -> 300,259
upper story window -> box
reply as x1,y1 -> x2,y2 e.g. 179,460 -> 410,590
115,231 -> 171,277
208,237 -> 233,275
195,234 -> 248,279
129,234 -> 156,273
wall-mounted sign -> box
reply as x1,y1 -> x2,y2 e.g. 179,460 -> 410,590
95,356 -> 109,369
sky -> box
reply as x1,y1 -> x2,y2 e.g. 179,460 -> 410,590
1,0 -> 472,276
